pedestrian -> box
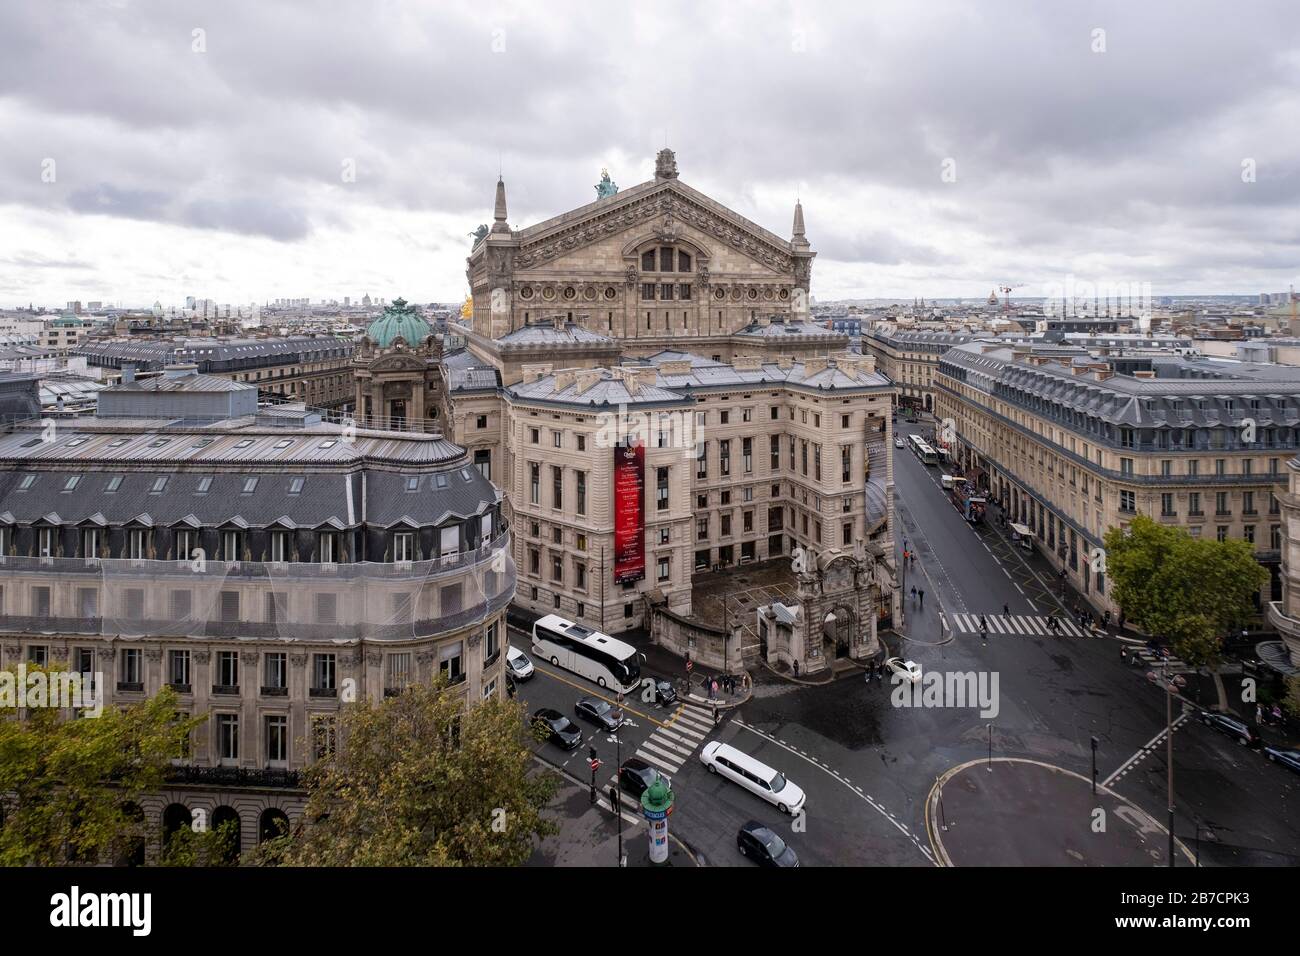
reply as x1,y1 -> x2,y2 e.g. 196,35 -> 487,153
918,589 -> 925,609
980,613 -> 988,633
911,585 -> 917,604
1003,603 -> 1010,618
714,704 -> 722,727
910,553 -> 916,569
711,677 -> 718,700
610,785 -> 619,814
1120,647 -> 1127,663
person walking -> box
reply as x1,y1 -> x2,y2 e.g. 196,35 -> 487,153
980,613 -> 988,633
1003,603 -> 1010,618
1119,647 -> 1128,663
911,585 -> 917,604
918,589 -> 925,609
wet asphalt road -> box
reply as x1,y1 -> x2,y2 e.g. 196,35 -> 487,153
525,425 -> 1300,866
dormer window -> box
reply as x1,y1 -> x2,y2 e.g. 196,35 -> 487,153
196,477 -> 213,493
242,477 -> 258,493
150,476 -> 168,493
18,475 -> 35,491
405,477 -> 419,492
63,476 -> 80,492
106,476 -> 123,492
289,477 -> 304,495
108,438 -> 130,448
234,439 -> 255,449
273,439 -> 293,450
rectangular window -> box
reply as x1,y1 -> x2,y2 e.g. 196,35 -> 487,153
266,715 -> 288,765
313,653 -> 336,692
770,435 -> 780,470
263,652 -> 287,691
1120,490 -> 1136,513
720,440 -> 730,477
387,653 -> 412,691
1216,492 -> 1230,516
393,532 -> 415,562
316,593 -> 338,624
217,714 -> 239,763
577,471 -> 587,516
1189,492 -> 1201,515
656,467 -> 669,512
168,650 -> 190,689
697,440 -> 708,479
1161,493 -> 1175,516
552,466 -> 563,509
658,556 -> 670,583
439,642 -> 464,684
841,445 -> 851,483
530,463 -> 540,505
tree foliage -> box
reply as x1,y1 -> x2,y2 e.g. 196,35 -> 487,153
1104,515 -> 1268,668
0,669 -> 202,866
262,679 -> 557,866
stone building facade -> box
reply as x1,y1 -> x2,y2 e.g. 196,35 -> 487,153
421,152 -> 901,672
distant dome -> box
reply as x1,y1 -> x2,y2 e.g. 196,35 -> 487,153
366,297 -> 432,348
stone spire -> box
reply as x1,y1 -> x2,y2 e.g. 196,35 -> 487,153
791,199 -> 809,249
491,175 -> 509,234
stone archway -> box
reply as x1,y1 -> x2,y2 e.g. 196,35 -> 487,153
212,806 -> 242,863
259,808 -> 290,844
823,605 -> 855,659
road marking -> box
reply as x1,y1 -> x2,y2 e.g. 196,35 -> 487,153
635,747 -> 681,774
530,663 -> 668,729
1101,712 -> 1192,788
639,740 -> 685,770
732,718 -> 934,865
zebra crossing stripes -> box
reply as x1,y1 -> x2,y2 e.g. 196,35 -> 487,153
632,702 -> 714,775
952,612 -> 1091,638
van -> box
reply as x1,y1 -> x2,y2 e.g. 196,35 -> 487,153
700,741 -> 806,815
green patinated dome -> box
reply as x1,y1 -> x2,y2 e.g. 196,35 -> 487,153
366,297 -> 432,348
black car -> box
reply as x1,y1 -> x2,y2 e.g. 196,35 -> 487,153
1265,747 -> 1300,774
619,757 -> 671,799
737,821 -> 799,867
575,696 -> 623,732
532,708 -> 582,750
651,679 -> 678,707
1198,711 -> 1261,748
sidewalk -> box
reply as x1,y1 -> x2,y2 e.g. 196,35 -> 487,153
526,767 -> 697,867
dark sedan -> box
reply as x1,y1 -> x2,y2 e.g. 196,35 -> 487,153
532,708 -> 582,751
737,821 -> 799,867
651,679 -> 678,707
619,757 -> 671,799
1198,711 -> 1261,748
575,696 -> 624,732
1265,747 -> 1300,774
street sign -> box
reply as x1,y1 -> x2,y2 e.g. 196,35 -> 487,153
589,758 -> 602,772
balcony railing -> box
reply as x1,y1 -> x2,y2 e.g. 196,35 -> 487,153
0,533 -> 516,642
165,765 -> 303,790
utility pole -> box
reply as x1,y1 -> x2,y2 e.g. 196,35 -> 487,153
1165,659 -> 1175,867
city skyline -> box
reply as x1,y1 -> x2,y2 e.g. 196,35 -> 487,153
2,1 -> 1299,305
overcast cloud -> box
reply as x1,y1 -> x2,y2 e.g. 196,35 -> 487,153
1,0 -> 1297,306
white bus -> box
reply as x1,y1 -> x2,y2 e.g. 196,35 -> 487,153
908,434 -> 938,466
531,615 -> 642,693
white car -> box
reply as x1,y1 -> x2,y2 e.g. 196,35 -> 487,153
700,741 -> 807,815
885,656 -> 921,683
894,436 -> 905,448
506,645 -> 534,681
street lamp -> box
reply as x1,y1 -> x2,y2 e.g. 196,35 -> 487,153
1164,658 -> 1176,868
613,693 -> 625,867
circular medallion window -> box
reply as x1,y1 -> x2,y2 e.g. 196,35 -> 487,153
747,288 -> 758,300
604,287 -> 618,299
714,288 -> 726,300
563,287 -> 576,300
763,288 -> 774,300
779,288 -> 790,301
583,287 -> 597,300
519,287 -> 534,300
730,288 -> 742,300
542,287 -> 556,300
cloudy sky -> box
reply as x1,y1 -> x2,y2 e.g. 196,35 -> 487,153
2,0 -> 1298,308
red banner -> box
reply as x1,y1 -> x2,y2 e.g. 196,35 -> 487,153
613,440 -> 645,585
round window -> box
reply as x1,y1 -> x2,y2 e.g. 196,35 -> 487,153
714,288 -> 726,300
747,288 -> 758,300
604,287 -> 618,299
563,287 -> 576,300
520,287 -> 534,300
542,287 -> 556,300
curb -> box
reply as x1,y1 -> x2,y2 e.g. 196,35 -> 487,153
924,755 -> 1198,868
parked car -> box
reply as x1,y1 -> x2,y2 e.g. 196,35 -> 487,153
737,820 -> 799,867
532,708 -> 582,750
1198,710 -> 1261,748
619,757 -> 671,799
506,645 -> 534,681
650,678 -> 678,707
700,741 -> 806,815
575,696 -> 624,731
1264,746 -> 1300,775
885,656 -> 922,683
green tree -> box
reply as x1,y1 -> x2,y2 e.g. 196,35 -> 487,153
1105,515 -> 1268,669
0,668 -> 203,866
261,679 -> 557,866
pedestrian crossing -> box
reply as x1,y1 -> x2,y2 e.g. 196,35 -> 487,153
630,701 -> 714,776
949,612 -> 1099,638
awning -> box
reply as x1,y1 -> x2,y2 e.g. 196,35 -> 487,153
1009,522 -> 1032,536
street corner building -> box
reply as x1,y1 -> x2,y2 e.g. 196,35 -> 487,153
0,368 -> 515,857
374,149 -> 902,674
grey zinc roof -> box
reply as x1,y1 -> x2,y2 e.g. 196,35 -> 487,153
494,323 -> 616,346
733,320 -> 845,338
103,372 -> 255,394
509,369 -> 687,408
